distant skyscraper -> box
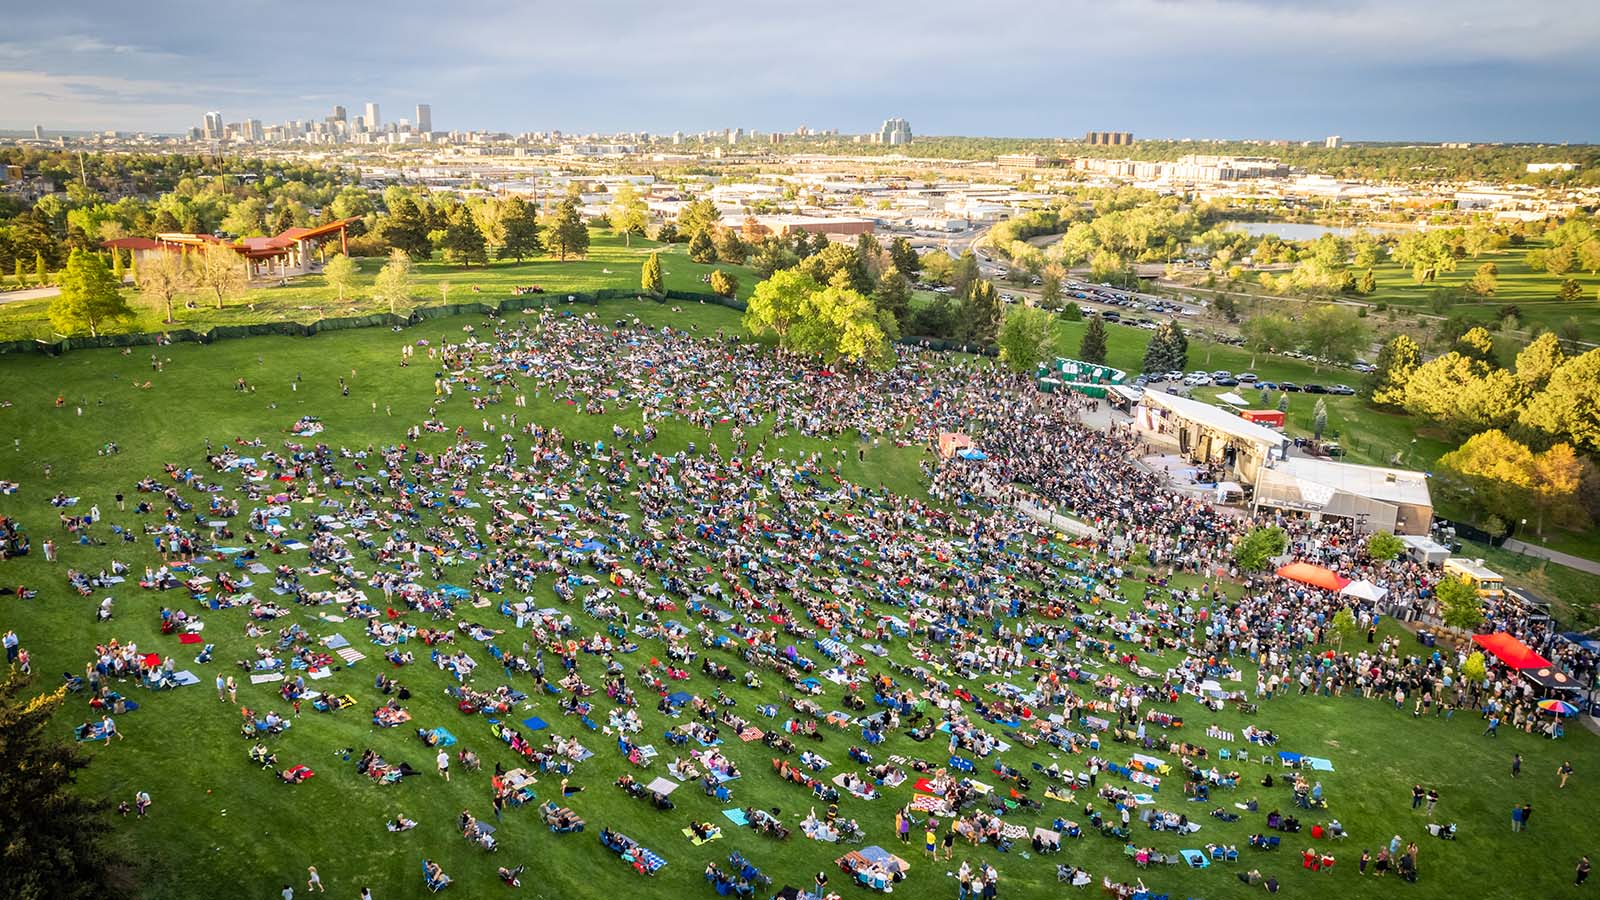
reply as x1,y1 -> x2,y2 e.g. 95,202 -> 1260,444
1084,131 -> 1133,146
32,124 -> 44,140
331,105 -> 347,123
244,119 -> 263,142
671,131 -> 683,146
1325,135 -> 1342,149
203,111 -> 223,140
878,117 -> 912,146
415,104 -> 432,133
365,102 -> 381,131
729,128 -> 743,145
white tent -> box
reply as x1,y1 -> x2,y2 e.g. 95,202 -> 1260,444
1217,391 -> 1251,407
1340,580 -> 1388,603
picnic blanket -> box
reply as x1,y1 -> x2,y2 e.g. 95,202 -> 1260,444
336,647 -> 365,664
323,634 -> 352,650
682,826 -> 723,846
521,716 -> 549,731
249,672 -> 284,684
178,633 -> 204,645
171,670 -> 201,687
721,808 -> 749,827
738,726 -> 764,742
1303,756 -> 1335,772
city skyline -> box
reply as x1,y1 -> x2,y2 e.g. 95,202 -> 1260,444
0,0 -> 1597,142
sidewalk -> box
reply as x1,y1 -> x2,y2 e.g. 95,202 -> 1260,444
1500,539 -> 1600,576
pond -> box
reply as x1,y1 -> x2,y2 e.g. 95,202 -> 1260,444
1227,221 -> 1360,241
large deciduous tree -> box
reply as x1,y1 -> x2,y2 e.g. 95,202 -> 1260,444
135,249 -> 189,324
372,248 -> 415,315
997,305 -> 1054,374
50,248 -> 132,337
322,254 -> 358,302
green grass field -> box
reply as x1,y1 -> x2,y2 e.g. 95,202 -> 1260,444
0,299 -> 1597,900
1362,241 -> 1599,336
0,230 -> 756,342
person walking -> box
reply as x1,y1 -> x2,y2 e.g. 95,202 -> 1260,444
1511,753 -> 1522,778
1558,760 -> 1574,788
217,674 -> 227,702
1410,784 -> 1423,809
1521,803 -> 1534,832
307,866 -> 325,893
437,748 -> 450,781
226,676 -> 238,704
1578,856 -> 1591,887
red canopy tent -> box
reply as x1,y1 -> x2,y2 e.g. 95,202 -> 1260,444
1472,632 -> 1552,671
1275,562 -> 1350,592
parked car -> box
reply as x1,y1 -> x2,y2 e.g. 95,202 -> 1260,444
1304,384 -> 1328,394
1279,382 -> 1301,392
1328,384 -> 1356,396
1214,376 -> 1239,386
1211,370 -> 1232,380
1237,373 -> 1258,383
1260,381 -> 1279,392
1183,374 -> 1213,387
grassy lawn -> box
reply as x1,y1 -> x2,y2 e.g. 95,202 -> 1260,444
1363,240 -> 1599,336
1,297 -> 1598,900
0,230 -> 755,342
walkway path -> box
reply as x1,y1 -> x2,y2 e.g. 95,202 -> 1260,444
0,285 -> 59,305
1501,539 -> 1600,576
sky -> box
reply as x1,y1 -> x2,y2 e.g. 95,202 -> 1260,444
1,0 -> 1597,142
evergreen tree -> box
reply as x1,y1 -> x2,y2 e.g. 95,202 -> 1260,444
952,251 -> 981,298
439,206 -> 488,266
1556,278 -> 1583,302
889,236 -> 921,280
1357,268 -> 1376,295
960,279 -> 1002,347
641,252 -> 664,297
688,228 -> 716,264
710,269 -> 739,298
496,197 -> 543,262
873,265 -> 912,333
1079,314 -> 1108,364
1141,320 -> 1188,374
713,228 -> 749,265
653,222 -> 681,244
381,198 -> 433,260
35,251 -> 48,286
0,670 -> 125,900
545,197 -> 590,261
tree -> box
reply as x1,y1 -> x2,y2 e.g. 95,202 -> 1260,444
873,265 -> 912,332
675,198 -> 720,240
110,248 -> 124,282
743,269 -> 820,342
1461,651 -> 1488,686
960,279 -> 1002,347
1367,334 -> 1421,408
35,251 -> 48,286
0,670 -> 125,900
1330,607 -> 1359,648
1438,429 -> 1536,521
1468,262 -> 1498,297
545,197 -> 590,261
1142,320 -> 1188,374
1437,574 -> 1484,633
653,222 -> 681,244
439,206 -> 488,266
381,198 -> 433,260
136,249 -> 189,324
1079,314 -> 1109,364
1300,304 -> 1368,368
322,254 -> 358,302
1519,348 -> 1600,453
745,270 -> 892,365
1356,268 -> 1376,295
49,249 -> 132,337
496,196 -> 543,262
710,269 -> 739,298
687,228 -> 716,264
888,236 -> 921,280
1514,332 -> 1566,392
372,248 -> 415,315
1529,443 -> 1590,534
12,258 -> 23,287
1061,301 -> 1083,322
1453,326 -> 1498,367
713,228 -> 749,266
608,184 -> 649,246
1366,530 -> 1405,562
1038,270 -> 1062,308
641,252 -> 664,297
1312,397 -> 1328,440
1557,278 -> 1583,302
194,243 -> 247,310
1233,525 -> 1287,572
1403,352 -> 1489,432
951,252 -> 981,299
997,305 -> 1054,374
1240,314 -> 1294,369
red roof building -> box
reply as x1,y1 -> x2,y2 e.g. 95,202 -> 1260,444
104,218 -> 357,280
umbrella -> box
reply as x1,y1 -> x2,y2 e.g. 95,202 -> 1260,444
1538,699 -> 1579,716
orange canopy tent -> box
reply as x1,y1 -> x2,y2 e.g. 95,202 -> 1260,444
938,433 -> 974,460
1472,633 -> 1553,671
1275,562 -> 1350,592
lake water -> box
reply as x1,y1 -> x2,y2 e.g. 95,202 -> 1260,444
1227,221 -> 1359,241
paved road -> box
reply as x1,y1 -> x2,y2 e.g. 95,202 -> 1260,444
0,285 -> 60,305
1501,539 -> 1600,576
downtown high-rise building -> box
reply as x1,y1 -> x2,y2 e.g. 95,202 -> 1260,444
32,125 -> 44,140
331,105 -> 347,123
365,101 -> 381,131
203,111 -> 223,140
415,104 -> 432,134
878,117 -> 912,146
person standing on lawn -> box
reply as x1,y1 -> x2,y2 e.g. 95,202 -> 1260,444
1511,753 -> 1521,778
1558,761 -> 1574,789
437,748 -> 450,781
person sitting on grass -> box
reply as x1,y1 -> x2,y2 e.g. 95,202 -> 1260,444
498,865 -> 524,887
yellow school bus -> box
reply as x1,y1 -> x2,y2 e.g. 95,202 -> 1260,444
1443,557 -> 1504,600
